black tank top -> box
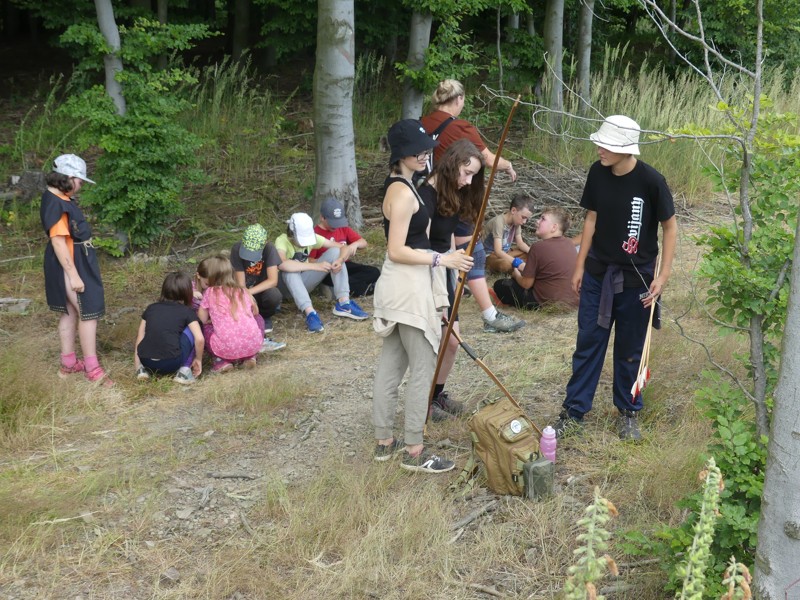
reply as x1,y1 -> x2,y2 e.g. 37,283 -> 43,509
382,176 -> 431,250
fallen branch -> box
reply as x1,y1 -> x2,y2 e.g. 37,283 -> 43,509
450,500 -> 498,531
0,255 -> 34,265
207,471 -> 256,480
239,511 -> 256,536
468,583 -> 502,597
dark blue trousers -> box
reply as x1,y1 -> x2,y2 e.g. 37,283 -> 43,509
563,272 -> 650,418
139,327 -> 195,375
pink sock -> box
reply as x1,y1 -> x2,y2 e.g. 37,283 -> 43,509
61,352 -> 77,368
84,355 -> 100,372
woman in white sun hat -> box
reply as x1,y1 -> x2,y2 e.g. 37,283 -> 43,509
552,115 -> 677,441
40,154 -> 113,385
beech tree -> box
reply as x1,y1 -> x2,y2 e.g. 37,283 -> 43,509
756,212 -> 800,598
312,0 -> 361,226
542,0 -> 563,129
575,0 -> 594,115
94,0 -> 126,115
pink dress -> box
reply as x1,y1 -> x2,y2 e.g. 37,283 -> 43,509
200,287 -> 262,360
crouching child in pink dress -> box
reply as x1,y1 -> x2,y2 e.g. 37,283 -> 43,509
197,255 -> 264,372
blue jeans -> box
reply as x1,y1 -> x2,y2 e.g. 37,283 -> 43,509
563,272 -> 650,418
139,327 -> 195,375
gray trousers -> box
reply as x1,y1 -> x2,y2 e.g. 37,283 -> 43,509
278,247 -> 350,312
373,323 -> 436,446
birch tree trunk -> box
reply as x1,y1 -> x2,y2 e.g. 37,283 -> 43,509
400,10 -> 432,119
94,0 -> 126,116
754,214 -> 800,597
313,0 -> 361,228
576,0 -> 594,116
543,0 -> 564,130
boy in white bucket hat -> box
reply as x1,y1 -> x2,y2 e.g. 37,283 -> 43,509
552,115 -> 677,441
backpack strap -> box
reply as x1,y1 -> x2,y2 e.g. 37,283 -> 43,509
431,115 -> 456,139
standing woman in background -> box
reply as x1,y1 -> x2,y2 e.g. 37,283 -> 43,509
372,120 -> 473,474
420,79 -> 517,182
40,154 -> 112,385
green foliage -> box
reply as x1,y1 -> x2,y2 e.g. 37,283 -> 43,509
674,458 -> 723,599
624,378 -> 762,598
562,487 -> 619,600
56,17 -> 214,246
253,0 -> 316,60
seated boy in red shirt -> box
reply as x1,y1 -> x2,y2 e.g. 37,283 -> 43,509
311,197 -> 380,297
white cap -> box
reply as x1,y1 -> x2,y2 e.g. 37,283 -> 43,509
287,212 -> 317,246
53,154 -> 96,184
589,115 -> 641,155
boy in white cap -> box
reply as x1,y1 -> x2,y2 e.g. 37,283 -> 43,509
552,115 -> 677,441
311,196 -> 380,297
275,212 -> 369,332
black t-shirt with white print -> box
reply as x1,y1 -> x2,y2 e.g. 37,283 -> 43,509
580,159 -> 674,279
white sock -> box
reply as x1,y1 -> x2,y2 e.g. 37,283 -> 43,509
482,306 -> 498,321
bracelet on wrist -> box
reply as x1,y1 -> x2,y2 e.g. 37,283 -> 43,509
432,252 -> 441,268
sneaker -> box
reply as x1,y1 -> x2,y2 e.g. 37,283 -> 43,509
212,358 -> 234,373
136,365 -> 150,381
373,438 -> 403,462
332,299 -> 369,320
435,391 -> 464,415
618,410 -> 642,441
429,403 -> 453,422
400,449 -> 455,474
260,337 -> 287,353
483,311 -> 526,333
305,311 -> 325,333
552,411 -> 584,439
264,317 -> 274,334
58,359 -> 85,378
173,366 -> 195,385
242,357 -> 257,369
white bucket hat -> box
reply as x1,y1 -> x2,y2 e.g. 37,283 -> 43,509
53,154 -> 96,184
287,212 -> 317,247
590,115 -> 641,155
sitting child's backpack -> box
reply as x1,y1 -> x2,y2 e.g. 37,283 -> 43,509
457,396 -> 542,496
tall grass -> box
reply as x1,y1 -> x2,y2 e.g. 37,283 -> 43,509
181,55 -> 288,185
353,51 -> 402,148
515,44 -> 800,202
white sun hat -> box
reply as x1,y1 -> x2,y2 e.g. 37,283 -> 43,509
53,154 -> 96,184
589,115 -> 641,155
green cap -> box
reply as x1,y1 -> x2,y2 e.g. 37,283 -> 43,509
240,224 -> 268,262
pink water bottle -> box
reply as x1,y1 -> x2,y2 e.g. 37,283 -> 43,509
540,426 -> 557,463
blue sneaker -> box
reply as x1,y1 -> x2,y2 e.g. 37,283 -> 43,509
333,299 -> 369,320
305,310 -> 324,333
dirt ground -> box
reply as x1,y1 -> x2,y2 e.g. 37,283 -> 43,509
0,159 -> 717,598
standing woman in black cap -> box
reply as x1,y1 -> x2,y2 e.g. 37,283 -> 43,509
371,119 -> 473,474
40,154 -> 112,385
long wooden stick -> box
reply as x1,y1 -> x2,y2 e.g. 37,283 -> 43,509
447,323 -> 542,437
427,95 -> 521,421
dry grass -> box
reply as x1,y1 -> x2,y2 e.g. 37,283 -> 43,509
0,200 -> 742,598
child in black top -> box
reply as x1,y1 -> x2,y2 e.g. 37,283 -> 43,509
134,272 -> 205,384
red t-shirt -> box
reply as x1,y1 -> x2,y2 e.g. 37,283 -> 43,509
420,110 -> 487,163
310,225 -> 362,260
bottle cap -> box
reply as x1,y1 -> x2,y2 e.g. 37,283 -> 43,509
543,425 -> 555,436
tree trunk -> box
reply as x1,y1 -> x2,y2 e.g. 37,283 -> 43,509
543,0 -> 564,130
232,0 -> 250,61
313,0 -> 361,228
576,0 -> 594,116
94,0 -> 126,116
754,215 -> 800,599
526,11 -> 536,37
157,0 -> 168,70
400,10 -> 432,119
